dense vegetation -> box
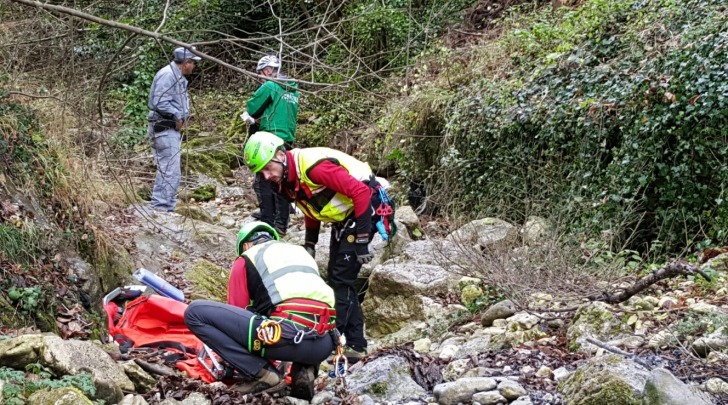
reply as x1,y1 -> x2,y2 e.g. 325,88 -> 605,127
1,0 -> 726,264
383,0 -> 728,254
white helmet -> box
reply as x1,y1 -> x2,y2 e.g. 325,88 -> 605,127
256,55 -> 280,71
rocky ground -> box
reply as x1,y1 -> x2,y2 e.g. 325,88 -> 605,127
2,169 -> 728,405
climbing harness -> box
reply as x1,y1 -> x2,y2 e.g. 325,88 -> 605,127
271,298 -> 337,335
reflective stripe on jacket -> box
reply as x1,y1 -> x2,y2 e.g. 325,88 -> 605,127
242,240 -> 335,313
292,148 -> 373,223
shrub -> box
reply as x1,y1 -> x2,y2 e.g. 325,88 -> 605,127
385,0 -> 728,254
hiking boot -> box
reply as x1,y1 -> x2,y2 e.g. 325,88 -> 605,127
343,346 -> 366,364
289,363 -> 316,400
273,226 -> 287,237
231,366 -> 285,395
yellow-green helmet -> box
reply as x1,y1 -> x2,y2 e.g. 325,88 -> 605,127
236,221 -> 279,256
243,131 -> 284,173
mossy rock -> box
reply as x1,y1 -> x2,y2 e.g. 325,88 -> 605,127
175,204 -> 215,223
567,301 -> 628,352
182,135 -> 242,180
187,258 -> 229,301
363,294 -> 424,337
0,294 -> 22,329
96,244 -> 135,298
461,284 -> 484,307
187,184 -> 216,202
558,355 -> 647,405
28,387 -> 94,405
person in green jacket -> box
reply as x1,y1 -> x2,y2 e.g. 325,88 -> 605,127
241,54 -> 299,236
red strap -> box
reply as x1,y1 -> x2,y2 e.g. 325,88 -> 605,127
272,298 -> 336,335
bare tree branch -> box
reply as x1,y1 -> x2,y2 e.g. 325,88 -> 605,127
584,337 -> 653,369
8,0 -> 337,88
587,261 -> 711,304
154,0 -> 171,33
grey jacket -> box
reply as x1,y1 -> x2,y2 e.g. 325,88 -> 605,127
147,62 -> 190,121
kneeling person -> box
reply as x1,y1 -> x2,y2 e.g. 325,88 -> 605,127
184,221 -> 336,398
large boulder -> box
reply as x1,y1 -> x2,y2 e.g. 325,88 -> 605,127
643,368 -> 713,405
567,301 -> 631,352
27,387 -> 93,405
446,218 -> 517,250
345,355 -> 427,402
131,208 -> 236,271
0,334 -> 134,403
520,216 -> 551,245
433,377 -> 498,405
558,355 -> 649,404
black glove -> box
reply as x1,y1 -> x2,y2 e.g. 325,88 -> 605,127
354,243 -> 373,264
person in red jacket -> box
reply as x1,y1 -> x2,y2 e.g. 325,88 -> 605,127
185,221 -> 336,399
241,132 -> 396,362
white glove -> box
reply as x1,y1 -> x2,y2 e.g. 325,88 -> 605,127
240,111 -> 255,125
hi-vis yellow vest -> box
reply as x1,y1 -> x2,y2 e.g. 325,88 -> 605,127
242,241 -> 334,308
292,148 -> 373,223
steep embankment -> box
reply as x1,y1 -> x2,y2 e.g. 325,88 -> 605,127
376,0 -> 727,254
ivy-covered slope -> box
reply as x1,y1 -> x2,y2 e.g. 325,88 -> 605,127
383,0 -> 728,253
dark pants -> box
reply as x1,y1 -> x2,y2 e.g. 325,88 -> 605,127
254,172 -> 290,232
327,192 -> 382,351
184,300 -> 334,378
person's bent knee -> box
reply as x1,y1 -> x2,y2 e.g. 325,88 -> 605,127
183,300 -> 207,329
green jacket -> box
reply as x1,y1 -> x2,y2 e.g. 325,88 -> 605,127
246,76 -> 299,143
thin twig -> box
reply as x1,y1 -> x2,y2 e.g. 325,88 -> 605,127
585,337 -> 652,369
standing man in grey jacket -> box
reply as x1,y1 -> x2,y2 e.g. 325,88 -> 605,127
147,47 -> 201,212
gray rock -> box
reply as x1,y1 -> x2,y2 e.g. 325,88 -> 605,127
357,395 -> 376,405
521,216 -> 551,245
396,205 -> 420,230
433,377 -> 498,405
704,378 -> 728,395
481,300 -> 517,326
511,396 -> 533,405
442,359 -> 471,382
566,301 -> 630,353
558,355 -> 649,404
311,390 -> 334,405
0,334 -> 134,403
643,368 -> 713,405
552,366 -> 571,382
363,259 -> 461,337
472,390 -> 507,405
452,336 -> 491,360
284,397 -> 311,405
345,355 -> 426,402
691,328 -> 728,357
121,360 -> 157,394
118,395 -> 150,405
446,218 -> 517,250
498,379 -> 527,399
27,387 -> 93,405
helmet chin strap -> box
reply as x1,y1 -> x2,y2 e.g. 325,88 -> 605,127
270,152 -> 289,181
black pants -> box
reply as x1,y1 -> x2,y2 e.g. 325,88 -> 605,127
254,172 -> 290,232
184,300 -> 334,378
326,192 -> 382,351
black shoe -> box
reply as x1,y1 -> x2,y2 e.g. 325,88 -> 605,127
251,210 -> 262,220
274,226 -> 287,237
289,363 -> 316,400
